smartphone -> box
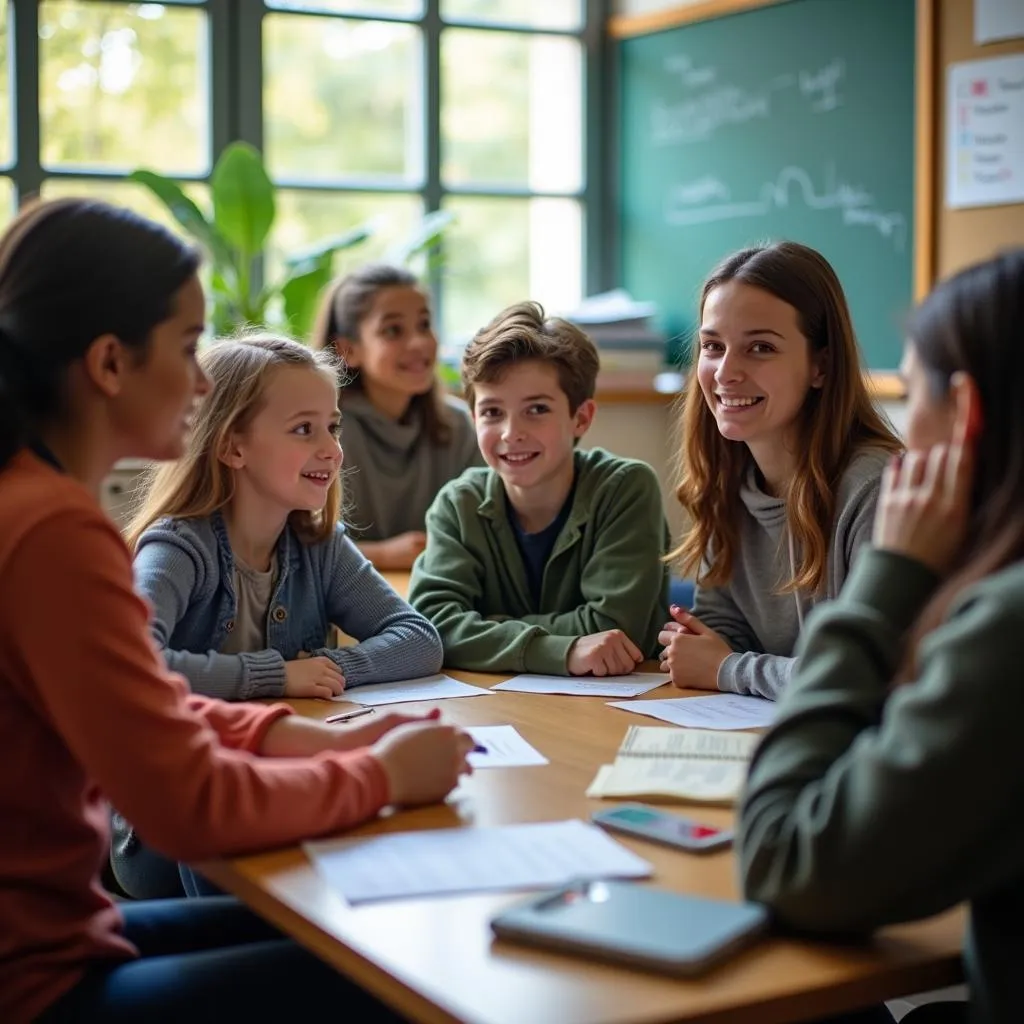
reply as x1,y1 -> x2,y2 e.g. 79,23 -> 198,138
592,804 -> 733,853
491,880 -> 768,977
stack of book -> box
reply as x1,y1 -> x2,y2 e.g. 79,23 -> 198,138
567,289 -> 667,372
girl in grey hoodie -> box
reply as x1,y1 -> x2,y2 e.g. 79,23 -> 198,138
310,264 -> 482,570
660,241 -> 902,700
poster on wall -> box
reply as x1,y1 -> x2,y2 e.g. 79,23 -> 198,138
975,0 -> 1024,44
946,54 -> 1024,209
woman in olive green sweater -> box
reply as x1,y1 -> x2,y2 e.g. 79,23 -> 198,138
739,249 -> 1024,1024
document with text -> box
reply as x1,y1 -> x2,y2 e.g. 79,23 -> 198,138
335,674 -> 494,706
305,820 -> 652,905
493,673 -> 668,698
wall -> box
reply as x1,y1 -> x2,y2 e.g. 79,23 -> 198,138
583,400 -> 684,536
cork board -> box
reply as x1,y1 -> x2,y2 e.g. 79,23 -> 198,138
935,0 -> 1024,280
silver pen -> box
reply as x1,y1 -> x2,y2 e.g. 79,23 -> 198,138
324,706 -> 375,724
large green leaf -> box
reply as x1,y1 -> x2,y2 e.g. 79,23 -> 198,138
384,209 -> 456,266
283,223 -> 373,272
280,251 -> 335,340
128,170 -> 234,270
211,142 -> 276,258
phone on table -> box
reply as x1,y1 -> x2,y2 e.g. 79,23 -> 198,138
592,803 -> 733,853
491,879 -> 768,977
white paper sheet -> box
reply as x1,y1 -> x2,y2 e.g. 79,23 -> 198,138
607,694 -> 776,730
492,672 -> 668,697
946,55 -> 1024,209
305,820 -> 652,905
334,674 -> 493,706
976,0 -> 1024,43
466,725 -> 549,768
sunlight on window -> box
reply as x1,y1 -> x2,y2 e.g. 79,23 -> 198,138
269,190 -> 424,298
39,1 -> 209,174
441,196 -> 582,349
265,15 -> 422,183
442,30 -> 582,191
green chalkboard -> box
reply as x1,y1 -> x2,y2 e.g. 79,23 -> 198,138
618,0 -> 915,370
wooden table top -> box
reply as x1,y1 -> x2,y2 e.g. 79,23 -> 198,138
200,669 -> 964,1024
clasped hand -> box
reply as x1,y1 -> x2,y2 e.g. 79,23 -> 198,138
657,606 -> 731,690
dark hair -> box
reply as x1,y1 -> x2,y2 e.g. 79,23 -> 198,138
461,300 -> 600,414
904,248 -> 1024,657
309,262 -> 452,445
669,241 -> 901,593
0,198 -> 201,469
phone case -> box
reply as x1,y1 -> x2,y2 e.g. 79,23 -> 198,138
592,804 -> 734,852
491,880 -> 769,977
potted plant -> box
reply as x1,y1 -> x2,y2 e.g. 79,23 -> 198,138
131,140 -> 453,339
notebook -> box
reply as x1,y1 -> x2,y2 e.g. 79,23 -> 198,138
586,726 -> 760,805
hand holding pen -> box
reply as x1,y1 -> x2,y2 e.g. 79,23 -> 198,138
324,705 -> 487,758
371,717 -> 477,806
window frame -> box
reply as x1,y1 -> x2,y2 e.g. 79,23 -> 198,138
4,0 -> 610,320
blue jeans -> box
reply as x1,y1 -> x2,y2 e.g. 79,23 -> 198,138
669,577 -> 695,610
38,896 -> 407,1022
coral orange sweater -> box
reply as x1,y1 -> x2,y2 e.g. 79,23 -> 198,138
0,450 -> 389,1023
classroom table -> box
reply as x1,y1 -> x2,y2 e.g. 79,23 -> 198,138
199,656 -> 964,1024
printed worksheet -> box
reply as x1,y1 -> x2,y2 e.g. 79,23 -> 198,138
607,694 -> 776,730
335,674 -> 494,706
493,673 -> 668,698
466,725 -> 549,768
305,820 -> 652,904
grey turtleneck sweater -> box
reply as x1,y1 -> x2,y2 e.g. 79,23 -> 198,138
339,390 -> 483,541
693,446 -> 891,700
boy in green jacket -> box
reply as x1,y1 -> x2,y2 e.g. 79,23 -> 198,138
408,301 -> 670,675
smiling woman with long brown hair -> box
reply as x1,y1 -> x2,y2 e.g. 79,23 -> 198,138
659,241 -> 901,699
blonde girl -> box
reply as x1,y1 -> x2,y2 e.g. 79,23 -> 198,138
115,334 -> 444,898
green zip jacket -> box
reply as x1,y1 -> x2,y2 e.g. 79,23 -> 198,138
739,546 -> 1024,1023
408,447 -> 670,674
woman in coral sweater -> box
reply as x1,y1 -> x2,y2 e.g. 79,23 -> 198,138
0,197 -> 472,1023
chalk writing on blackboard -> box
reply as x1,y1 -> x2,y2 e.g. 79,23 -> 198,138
799,59 -> 845,113
662,164 -> 906,249
651,57 -> 847,146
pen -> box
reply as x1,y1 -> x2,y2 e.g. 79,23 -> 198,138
325,706 -> 375,724
473,744 -> 488,754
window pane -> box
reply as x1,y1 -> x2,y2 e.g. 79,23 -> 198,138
442,31 -> 582,191
442,0 -> 582,31
268,1 -> 422,15
0,5 -> 10,168
40,177 -> 210,243
39,2 -> 209,174
265,16 -> 422,183
269,190 -> 424,302
442,196 -> 581,346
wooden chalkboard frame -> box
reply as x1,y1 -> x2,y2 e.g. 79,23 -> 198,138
609,0 -> 939,402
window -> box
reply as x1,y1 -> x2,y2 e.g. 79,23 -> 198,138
3,0 -> 601,349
